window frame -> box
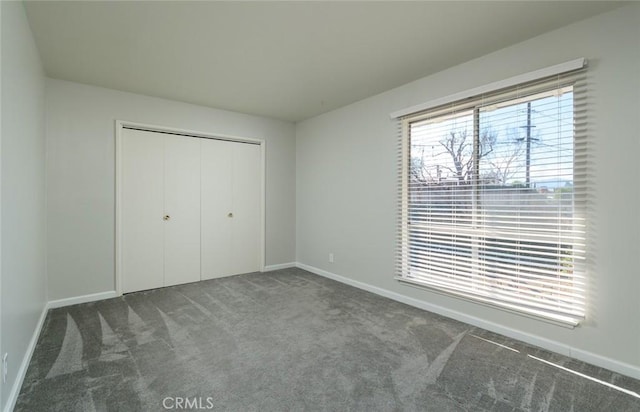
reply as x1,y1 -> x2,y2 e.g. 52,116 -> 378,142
395,65 -> 588,327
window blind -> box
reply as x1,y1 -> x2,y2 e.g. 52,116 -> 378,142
396,64 -> 589,326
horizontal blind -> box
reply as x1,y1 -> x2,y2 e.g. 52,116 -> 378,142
396,67 -> 588,326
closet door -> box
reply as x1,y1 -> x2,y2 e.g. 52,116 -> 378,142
121,129 -> 165,293
201,139 -> 234,279
201,139 -> 261,279
231,142 -> 261,275
121,128 -> 261,292
163,135 -> 201,287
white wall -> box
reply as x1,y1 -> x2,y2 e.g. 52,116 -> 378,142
1,2 -> 47,409
296,4 -> 640,376
46,79 -> 296,300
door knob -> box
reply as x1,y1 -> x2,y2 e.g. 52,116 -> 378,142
163,215 -> 171,221
227,212 -> 233,218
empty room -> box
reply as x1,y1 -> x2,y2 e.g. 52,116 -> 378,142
2,1 -> 640,411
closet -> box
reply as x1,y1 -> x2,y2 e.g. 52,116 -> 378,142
120,127 -> 261,294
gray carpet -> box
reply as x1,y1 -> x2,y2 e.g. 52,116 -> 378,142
15,268 -> 640,411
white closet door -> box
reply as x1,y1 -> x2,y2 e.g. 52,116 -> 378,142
121,129 -> 164,293
201,139 -> 261,279
231,142 -> 261,275
163,135 -> 202,287
201,139 -> 234,280
121,128 -> 261,292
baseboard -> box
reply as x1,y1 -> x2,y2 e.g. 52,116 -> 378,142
3,303 -> 48,412
569,347 -> 640,381
263,262 -> 297,271
295,262 -> 640,381
47,290 -> 118,309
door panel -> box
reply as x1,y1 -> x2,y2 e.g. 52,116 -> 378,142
163,135 -> 202,287
121,129 -> 164,293
201,139 -> 234,279
232,143 -> 261,275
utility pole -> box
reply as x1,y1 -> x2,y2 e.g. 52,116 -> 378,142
518,102 -> 538,188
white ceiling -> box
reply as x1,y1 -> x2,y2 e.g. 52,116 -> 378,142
24,1 -> 623,122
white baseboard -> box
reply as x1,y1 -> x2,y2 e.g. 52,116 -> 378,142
47,291 -> 118,309
296,262 -> 640,380
263,262 -> 297,271
3,303 -> 48,412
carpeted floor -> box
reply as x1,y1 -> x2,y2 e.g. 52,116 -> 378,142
15,268 -> 640,411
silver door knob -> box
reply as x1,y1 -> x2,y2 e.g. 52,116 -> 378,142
163,215 -> 170,221
227,213 -> 233,218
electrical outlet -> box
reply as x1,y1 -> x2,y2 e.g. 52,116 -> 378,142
2,353 -> 7,383
329,253 -> 334,263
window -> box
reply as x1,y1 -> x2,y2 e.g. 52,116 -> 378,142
396,64 -> 588,326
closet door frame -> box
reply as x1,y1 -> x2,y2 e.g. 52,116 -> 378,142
114,120 -> 266,296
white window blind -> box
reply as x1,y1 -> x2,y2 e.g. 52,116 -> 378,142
396,63 -> 589,326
